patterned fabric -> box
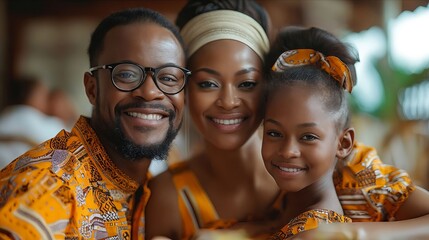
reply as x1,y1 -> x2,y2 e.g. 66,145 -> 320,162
169,161 -> 279,239
170,161 -> 237,239
271,49 -> 354,93
334,142 -> 415,222
168,143 -> 415,238
269,209 -> 351,239
132,178 -> 152,240
0,116 -> 150,240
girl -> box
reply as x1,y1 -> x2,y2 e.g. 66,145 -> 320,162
263,26 -> 429,240
263,26 -> 357,239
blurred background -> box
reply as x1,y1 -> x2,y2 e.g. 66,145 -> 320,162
0,0 -> 428,188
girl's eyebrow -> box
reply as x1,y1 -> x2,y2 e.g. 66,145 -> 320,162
265,118 -> 318,128
264,118 -> 281,126
297,122 -> 317,128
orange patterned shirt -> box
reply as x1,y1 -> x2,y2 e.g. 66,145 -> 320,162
270,209 -> 352,239
164,142 -> 415,239
334,142 -> 415,221
0,116 -> 149,240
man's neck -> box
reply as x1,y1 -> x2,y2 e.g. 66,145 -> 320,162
112,156 -> 152,184
103,140 -> 152,184
90,119 -> 152,184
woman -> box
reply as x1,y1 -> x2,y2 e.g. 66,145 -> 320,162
145,1 -> 278,239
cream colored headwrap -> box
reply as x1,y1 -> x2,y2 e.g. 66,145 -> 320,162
180,10 -> 270,60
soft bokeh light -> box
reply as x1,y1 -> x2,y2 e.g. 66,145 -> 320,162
389,4 -> 429,74
343,27 -> 386,113
399,80 -> 429,120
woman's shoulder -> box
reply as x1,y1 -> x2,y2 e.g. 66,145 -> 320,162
148,165 -> 176,191
146,162 -> 183,239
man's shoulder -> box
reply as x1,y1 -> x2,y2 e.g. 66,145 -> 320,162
0,129 -> 87,182
0,148 -> 77,181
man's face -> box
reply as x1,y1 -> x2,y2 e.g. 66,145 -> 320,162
85,22 -> 186,161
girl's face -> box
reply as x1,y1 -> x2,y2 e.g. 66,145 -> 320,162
262,84 -> 341,192
187,40 -> 264,150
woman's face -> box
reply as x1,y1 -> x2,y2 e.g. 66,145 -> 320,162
187,40 -> 264,150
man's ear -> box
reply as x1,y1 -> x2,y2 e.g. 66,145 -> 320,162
84,72 -> 97,106
336,127 -> 355,160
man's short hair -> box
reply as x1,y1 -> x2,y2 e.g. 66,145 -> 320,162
88,8 -> 185,67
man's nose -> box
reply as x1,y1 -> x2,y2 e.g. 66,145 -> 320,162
131,73 -> 164,100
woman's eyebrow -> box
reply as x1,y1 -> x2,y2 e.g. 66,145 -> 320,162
235,67 -> 260,76
193,68 -> 221,76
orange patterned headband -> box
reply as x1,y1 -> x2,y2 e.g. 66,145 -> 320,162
271,49 -> 353,93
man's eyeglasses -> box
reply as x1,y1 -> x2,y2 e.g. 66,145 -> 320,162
89,61 -> 191,95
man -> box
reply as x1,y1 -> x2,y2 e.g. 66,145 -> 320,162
0,8 -> 189,239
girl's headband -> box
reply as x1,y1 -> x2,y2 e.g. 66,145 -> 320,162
180,10 -> 270,60
272,49 -> 353,93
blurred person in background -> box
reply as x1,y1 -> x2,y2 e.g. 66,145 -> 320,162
48,88 -> 79,129
0,77 -> 66,168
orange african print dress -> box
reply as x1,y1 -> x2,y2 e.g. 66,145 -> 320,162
168,142 -> 415,239
169,161 -> 240,239
0,116 -> 149,240
334,142 -> 415,221
269,209 -> 351,239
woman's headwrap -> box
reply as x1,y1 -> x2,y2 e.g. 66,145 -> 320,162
272,49 -> 354,93
180,10 -> 270,60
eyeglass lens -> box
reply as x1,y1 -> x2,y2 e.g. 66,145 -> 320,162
112,63 -> 186,93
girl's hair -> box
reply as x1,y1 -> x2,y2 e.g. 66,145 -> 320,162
176,0 -> 269,34
264,26 -> 359,130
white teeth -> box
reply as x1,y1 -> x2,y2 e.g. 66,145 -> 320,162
278,167 -> 304,173
212,118 -> 242,125
128,112 -> 162,120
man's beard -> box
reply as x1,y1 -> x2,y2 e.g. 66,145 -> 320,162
95,101 -> 181,162
113,113 -> 181,161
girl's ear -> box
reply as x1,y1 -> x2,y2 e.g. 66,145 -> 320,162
336,127 -> 355,160
84,72 -> 97,106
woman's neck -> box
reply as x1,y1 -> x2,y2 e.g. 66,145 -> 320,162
188,130 -> 280,220
187,129 -> 279,196
198,132 -> 264,180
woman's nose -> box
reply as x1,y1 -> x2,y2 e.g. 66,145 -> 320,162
216,85 -> 240,110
